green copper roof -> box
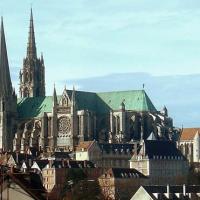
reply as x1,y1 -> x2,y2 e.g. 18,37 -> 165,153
17,96 -> 53,119
96,90 -> 156,113
17,90 -> 156,119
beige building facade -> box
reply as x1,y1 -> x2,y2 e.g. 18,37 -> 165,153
130,140 -> 189,185
98,168 -> 147,200
76,140 -> 139,168
178,128 -> 200,163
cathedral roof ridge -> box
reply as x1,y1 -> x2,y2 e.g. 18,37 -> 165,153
97,89 -> 146,94
17,89 -> 157,119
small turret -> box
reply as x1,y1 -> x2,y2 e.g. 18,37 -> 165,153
193,131 -> 200,162
41,52 -> 44,64
162,105 -> 168,116
71,86 -> 76,105
120,100 -> 125,111
71,86 -> 76,114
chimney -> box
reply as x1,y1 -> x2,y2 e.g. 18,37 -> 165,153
49,160 -> 53,168
167,184 -> 170,198
84,160 -> 87,168
183,184 -> 186,196
134,142 -> 138,156
28,159 -> 32,168
16,152 -> 19,164
67,160 -> 70,168
10,166 -> 14,174
62,159 -> 64,168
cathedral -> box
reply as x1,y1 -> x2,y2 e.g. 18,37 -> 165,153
0,10 -> 176,153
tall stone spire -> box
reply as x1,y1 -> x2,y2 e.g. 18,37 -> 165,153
0,17 -> 12,97
27,8 -> 37,58
0,17 -> 17,151
19,9 -> 45,98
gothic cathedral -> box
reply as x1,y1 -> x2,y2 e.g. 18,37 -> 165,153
0,10 -> 176,153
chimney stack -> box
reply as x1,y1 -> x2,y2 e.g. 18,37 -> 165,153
167,184 -> 170,198
183,184 -> 186,196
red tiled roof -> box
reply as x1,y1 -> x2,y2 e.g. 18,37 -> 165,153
76,141 -> 95,151
180,128 -> 200,141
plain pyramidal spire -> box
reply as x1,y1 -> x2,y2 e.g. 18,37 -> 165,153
0,17 -> 12,97
27,8 -> 37,58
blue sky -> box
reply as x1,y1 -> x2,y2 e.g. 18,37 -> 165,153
1,0 -> 200,127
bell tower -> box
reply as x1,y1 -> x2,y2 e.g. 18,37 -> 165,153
19,9 -> 45,98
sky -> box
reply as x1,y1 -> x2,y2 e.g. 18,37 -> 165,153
1,0 -> 200,127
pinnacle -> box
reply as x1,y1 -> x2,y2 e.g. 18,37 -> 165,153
27,8 -> 37,58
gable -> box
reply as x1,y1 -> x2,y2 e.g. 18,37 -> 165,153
21,161 -> 27,169
59,88 -> 71,106
7,155 -> 16,166
31,161 -> 41,171
131,186 -> 155,200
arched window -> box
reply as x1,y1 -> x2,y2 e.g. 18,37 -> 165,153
24,88 -> 29,97
30,72 -> 32,82
62,98 -> 68,106
24,72 -> 29,82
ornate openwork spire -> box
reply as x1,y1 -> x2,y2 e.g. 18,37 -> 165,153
0,17 -> 12,97
19,9 -> 45,98
27,8 -> 37,58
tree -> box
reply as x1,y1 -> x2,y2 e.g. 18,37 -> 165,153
61,168 -> 104,200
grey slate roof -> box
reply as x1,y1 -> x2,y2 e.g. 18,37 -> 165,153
142,140 -> 186,159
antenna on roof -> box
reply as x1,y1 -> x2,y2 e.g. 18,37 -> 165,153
142,83 -> 145,90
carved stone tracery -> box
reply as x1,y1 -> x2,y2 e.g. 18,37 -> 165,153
58,117 -> 71,137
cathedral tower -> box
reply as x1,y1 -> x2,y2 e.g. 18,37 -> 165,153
0,17 -> 17,150
19,9 -> 45,98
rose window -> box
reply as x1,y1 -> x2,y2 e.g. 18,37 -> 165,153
58,117 -> 71,134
